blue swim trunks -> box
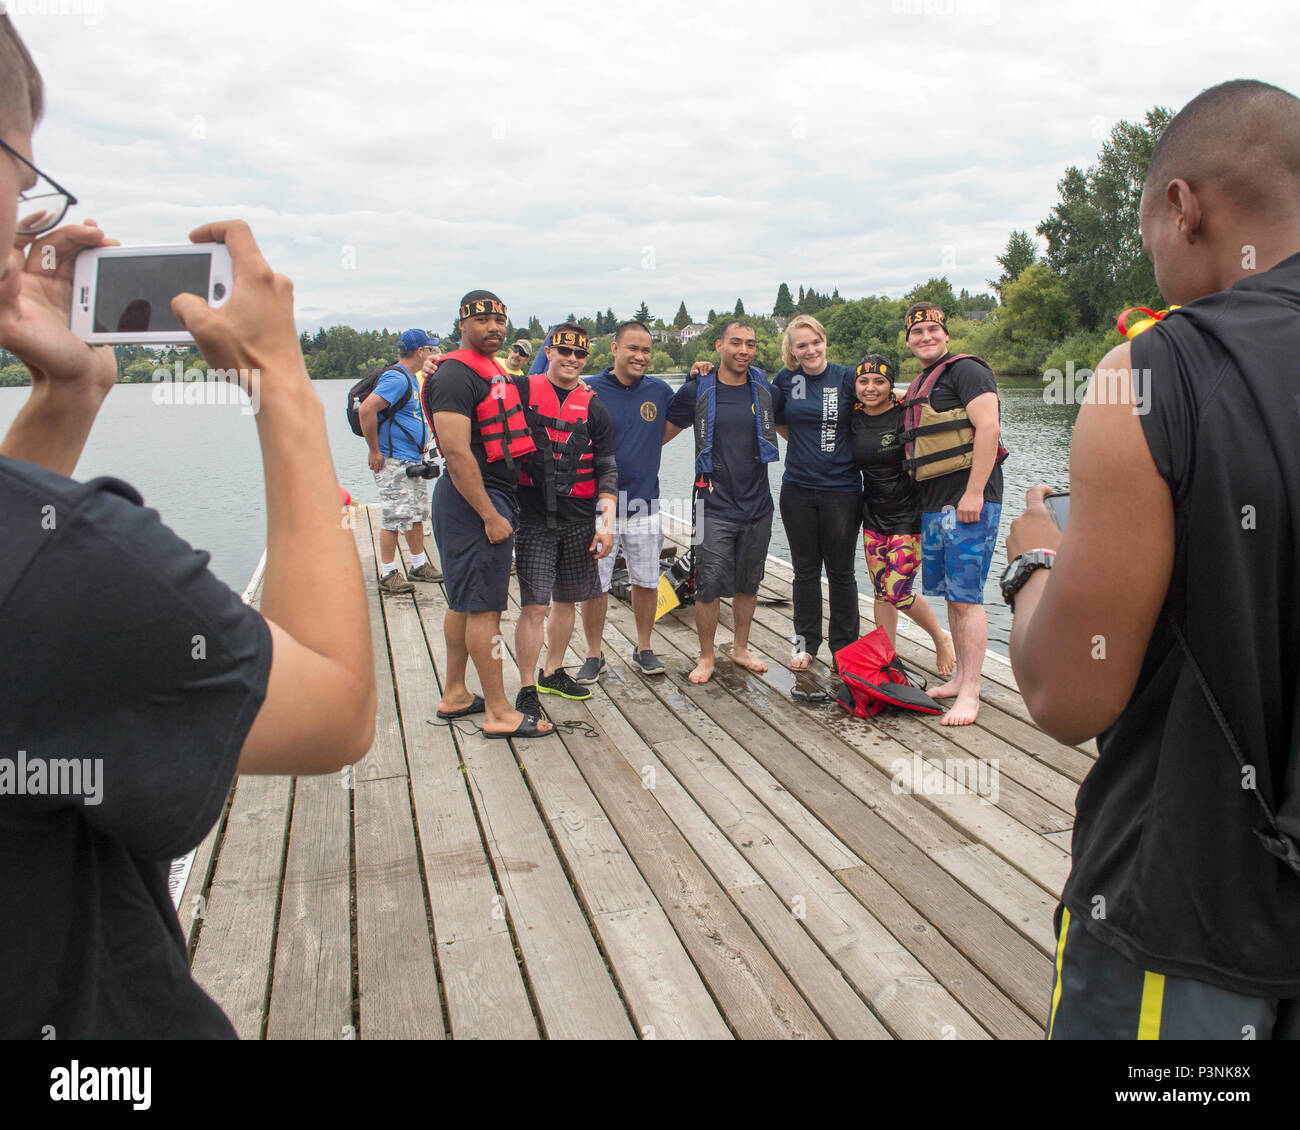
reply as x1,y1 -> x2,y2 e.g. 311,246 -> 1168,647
921,502 -> 1002,604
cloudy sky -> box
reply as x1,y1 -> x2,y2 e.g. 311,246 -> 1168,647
16,0 -> 1297,335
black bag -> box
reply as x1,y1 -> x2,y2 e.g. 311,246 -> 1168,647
346,366 -> 419,450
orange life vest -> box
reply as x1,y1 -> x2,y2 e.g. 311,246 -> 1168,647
436,349 -> 535,469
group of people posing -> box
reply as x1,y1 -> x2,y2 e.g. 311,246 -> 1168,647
359,292 -> 1006,736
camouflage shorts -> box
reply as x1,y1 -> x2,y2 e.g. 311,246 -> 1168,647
374,458 -> 429,531
921,502 -> 1001,604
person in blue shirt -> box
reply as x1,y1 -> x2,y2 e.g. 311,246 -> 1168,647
665,320 -> 778,684
359,328 -> 440,593
769,314 -> 861,669
578,321 -> 676,680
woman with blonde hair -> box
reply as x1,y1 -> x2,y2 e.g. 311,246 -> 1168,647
770,314 -> 861,670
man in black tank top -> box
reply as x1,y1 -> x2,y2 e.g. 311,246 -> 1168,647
1006,80 -> 1300,1038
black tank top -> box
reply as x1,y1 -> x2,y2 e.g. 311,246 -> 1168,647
851,403 -> 919,536
1063,250 -> 1300,995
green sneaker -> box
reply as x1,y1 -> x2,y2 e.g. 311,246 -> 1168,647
379,570 -> 414,595
537,668 -> 592,701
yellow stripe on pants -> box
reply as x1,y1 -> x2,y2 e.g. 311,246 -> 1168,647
1137,971 -> 1165,1040
1047,907 -> 1070,1039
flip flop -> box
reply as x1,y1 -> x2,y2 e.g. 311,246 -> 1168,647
436,695 -> 485,720
484,713 -> 556,740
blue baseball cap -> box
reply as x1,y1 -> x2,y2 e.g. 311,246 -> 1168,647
399,328 -> 436,352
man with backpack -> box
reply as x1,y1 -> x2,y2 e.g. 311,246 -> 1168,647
357,328 -> 442,593
899,302 -> 1004,726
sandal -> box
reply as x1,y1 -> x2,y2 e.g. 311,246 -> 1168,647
484,713 -> 556,739
436,695 -> 485,720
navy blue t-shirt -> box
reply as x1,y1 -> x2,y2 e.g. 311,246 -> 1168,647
668,378 -> 774,523
771,362 -> 859,492
585,368 -> 674,517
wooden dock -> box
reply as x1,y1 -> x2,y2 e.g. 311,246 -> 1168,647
181,503 -> 1091,1040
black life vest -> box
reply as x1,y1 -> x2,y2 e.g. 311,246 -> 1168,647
518,374 -> 596,527
436,349 -> 535,469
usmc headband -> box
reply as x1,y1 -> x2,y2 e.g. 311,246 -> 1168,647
459,291 -> 507,320
905,307 -> 946,332
552,329 -> 589,351
856,358 -> 893,380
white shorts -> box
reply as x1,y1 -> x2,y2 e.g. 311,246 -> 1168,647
598,511 -> 663,592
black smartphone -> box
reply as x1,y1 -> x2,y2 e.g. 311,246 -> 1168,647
1044,491 -> 1070,529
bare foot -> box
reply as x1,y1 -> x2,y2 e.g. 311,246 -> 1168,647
929,679 -> 961,699
688,656 -> 715,684
790,651 -> 813,671
934,632 -> 955,677
731,647 -> 768,674
940,691 -> 980,726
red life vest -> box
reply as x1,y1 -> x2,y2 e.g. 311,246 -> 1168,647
435,349 -> 536,468
518,374 -> 596,522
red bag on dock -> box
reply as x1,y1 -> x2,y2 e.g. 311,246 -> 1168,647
834,628 -> 943,717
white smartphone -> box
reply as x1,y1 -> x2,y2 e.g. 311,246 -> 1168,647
70,244 -> 233,345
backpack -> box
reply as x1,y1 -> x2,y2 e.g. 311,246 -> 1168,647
346,366 -> 420,451
834,627 -> 943,717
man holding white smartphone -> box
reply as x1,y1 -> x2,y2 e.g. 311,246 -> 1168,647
0,14 -> 374,1038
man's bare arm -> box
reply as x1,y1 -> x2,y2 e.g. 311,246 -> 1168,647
1008,343 -> 1174,744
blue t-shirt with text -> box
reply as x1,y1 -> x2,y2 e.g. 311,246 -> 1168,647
771,362 -> 858,492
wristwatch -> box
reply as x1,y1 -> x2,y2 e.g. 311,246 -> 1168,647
999,550 -> 1055,612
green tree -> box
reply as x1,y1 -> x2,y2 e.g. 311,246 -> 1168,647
634,301 -> 652,324
733,298 -> 746,317
527,315 -> 544,338
706,308 -> 717,323
773,283 -> 795,318
672,301 -> 691,329
1037,107 -> 1172,330
650,350 -> 675,373
1000,262 -> 1076,348
959,288 -> 998,313
902,277 -> 961,320
989,230 -> 1040,299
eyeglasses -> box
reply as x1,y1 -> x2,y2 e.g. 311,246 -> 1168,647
555,346 -> 589,359
1,138 -> 78,237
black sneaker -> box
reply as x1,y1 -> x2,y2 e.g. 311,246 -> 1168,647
629,649 -> 666,676
537,668 -> 592,701
515,685 -> 545,719
575,655 -> 606,685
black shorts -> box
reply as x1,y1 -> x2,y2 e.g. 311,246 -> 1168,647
431,474 -> 515,613
694,510 -> 773,603
515,519 -> 602,606
1047,904 -> 1300,1039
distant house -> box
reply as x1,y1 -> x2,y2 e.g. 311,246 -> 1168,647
773,317 -> 788,332
650,329 -> 673,344
678,323 -> 708,342
964,309 -> 991,322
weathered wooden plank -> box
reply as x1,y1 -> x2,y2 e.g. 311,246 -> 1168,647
1043,829 -> 1073,852
929,842 -> 1060,957
266,771 -> 353,1040
353,773 -> 445,1039
190,775 -> 292,1039
595,600 -> 1041,1037
179,792 -> 230,951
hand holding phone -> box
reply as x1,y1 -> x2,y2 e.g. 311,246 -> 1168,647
1044,491 -> 1070,529
71,243 -> 232,345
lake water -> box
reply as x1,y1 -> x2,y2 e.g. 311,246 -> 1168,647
0,376 -> 1077,657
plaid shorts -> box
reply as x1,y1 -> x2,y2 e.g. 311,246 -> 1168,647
515,519 -> 602,606
374,458 -> 429,532
597,511 -> 663,591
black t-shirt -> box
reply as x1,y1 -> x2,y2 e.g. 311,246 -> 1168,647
668,378 -> 774,523
911,354 -> 1004,513
851,403 -> 919,536
517,380 -> 618,527
1062,250 -> 1300,996
0,458 -> 272,1037
423,357 -> 519,497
